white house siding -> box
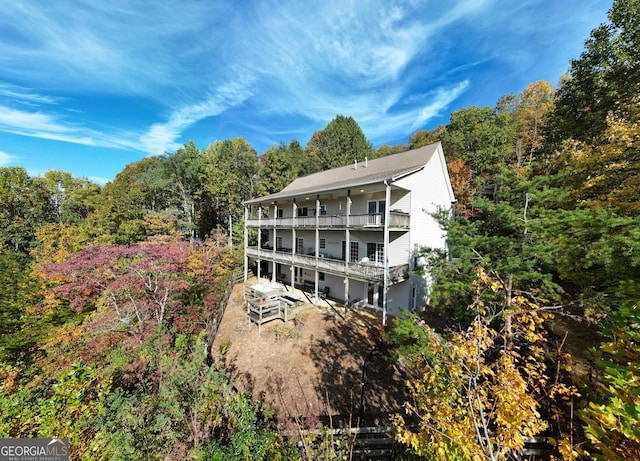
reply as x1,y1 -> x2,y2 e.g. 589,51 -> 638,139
394,150 -> 453,254
391,190 -> 411,213
387,282 -> 411,317
387,232 -> 410,267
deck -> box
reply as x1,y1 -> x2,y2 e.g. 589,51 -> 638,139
244,283 -> 307,334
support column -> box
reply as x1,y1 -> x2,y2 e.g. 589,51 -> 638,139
292,199 -> 297,290
382,181 -> 391,326
344,190 -> 351,306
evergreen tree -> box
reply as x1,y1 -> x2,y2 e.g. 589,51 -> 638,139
305,115 -> 372,170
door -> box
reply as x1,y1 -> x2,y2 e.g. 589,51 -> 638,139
368,200 -> 386,225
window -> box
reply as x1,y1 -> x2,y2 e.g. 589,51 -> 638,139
319,238 -> 326,249
319,272 -> 325,281
367,242 -> 384,263
277,208 -> 284,218
276,236 -> 283,249
297,207 -> 308,217
349,241 -> 359,263
296,238 -> 304,254
319,204 -> 327,216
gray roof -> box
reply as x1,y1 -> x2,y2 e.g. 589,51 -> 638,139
246,142 -> 441,204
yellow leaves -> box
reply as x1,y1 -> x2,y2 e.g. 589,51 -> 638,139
554,438 -> 586,461
393,267 -> 582,460
0,363 -> 19,394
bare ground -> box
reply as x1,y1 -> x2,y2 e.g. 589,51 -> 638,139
211,281 -> 414,430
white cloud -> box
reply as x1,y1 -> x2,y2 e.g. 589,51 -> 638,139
0,105 -> 78,135
0,104 -> 145,151
0,0 -> 495,161
0,150 -> 15,166
0,1 -> 218,98
239,0 -> 484,144
412,81 -> 470,128
0,82 -> 61,106
139,74 -> 256,155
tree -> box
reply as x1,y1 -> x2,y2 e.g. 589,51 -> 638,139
550,101 -> 640,217
35,170 -> 101,225
0,250 -> 43,363
203,137 -> 259,231
0,167 -> 56,253
372,142 -> 409,158
513,81 -> 555,167
391,269 -> 580,460
578,305 -> 640,461
305,115 -> 372,170
86,157 -> 177,244
549,0 -> 640,144
439,106 -> 516,210
409,126 -> 445,149
257,141 -> 301,195
536,98 -> 640,313
162,141 -> 205,240
40,239 -> 193,343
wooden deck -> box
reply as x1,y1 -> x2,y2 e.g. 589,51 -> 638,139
244,282 -> 307,334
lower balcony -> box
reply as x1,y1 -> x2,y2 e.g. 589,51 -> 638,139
246,246 -> 409,284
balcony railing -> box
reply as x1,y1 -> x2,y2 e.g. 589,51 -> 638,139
246,246 -> 410,284
246,212 -> 410,230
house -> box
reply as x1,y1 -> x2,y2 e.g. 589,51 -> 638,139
243,141 -> 455,325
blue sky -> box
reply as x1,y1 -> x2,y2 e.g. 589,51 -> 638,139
1,0 -> 612,184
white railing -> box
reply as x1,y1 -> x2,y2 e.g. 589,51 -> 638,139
245,247 -> 410,283
246,212 -> 409,229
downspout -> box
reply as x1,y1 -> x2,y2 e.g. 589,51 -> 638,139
243,205 -> 248,282
345,190 -> 351,311
291,199 -> 297,292
257,206 -> 262,281
314,194 -> 320,304
383,180 -> 391,326
272,202 -> 277,283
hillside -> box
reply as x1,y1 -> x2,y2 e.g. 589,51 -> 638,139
212,281 -> 414,429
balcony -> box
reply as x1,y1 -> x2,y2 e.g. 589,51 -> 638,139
246,211 -> 410,230
246,246 -> 410,284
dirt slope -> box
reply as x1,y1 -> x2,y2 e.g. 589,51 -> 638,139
211,282 -> 414,430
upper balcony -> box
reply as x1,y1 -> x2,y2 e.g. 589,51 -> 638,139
246,211 -> 410,231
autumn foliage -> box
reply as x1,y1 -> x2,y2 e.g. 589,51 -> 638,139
390,268 -> 581,460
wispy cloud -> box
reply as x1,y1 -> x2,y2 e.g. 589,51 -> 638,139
0,105 -> 94,143
0,0 -> 483,157
0,82 -> 61,106
0,0 -> 611,182
0,150 -> 15,166
0,104 -> 146,151
139,73 -> 257,155
240,0 -> 482,142
0,1 -> 217,97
